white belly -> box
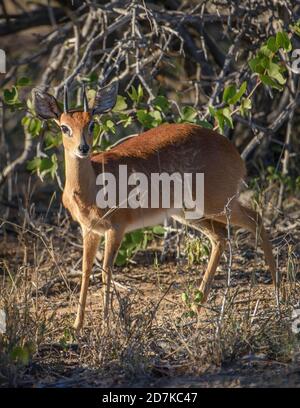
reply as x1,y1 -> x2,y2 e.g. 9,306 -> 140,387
125,208 -> 182,233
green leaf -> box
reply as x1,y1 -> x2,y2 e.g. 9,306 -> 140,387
100,118 -> 116,134
266,61 -> 286,85
198,120 -> 213,129
106,120 -> 115,129
182,292 -> 189,304
208,106 -> 216,117
260,75 -> 283,90
259,55 -> 271,70
153,95 -> 170,113
276,31 -> 292,52
149,110 -> 162,125
242,98 -> 252,109
50,154 -> 58,178
112,95 -> 127,112
39,157 -> 54,174
271,71 -> 286,85
115,249 -> 128,266
223,84 -> 236,103
128,86 -> 138,102
180,106 -> 198,123
128,84 -> 143,105
194,290 -> 203,304
91,121 -> 100,138
21,116 -> 31,127
137,109 -> 161,128
259,45 -> 273,58
248,57 -> 259,73
215,108 -> 234,132
3,86 -> 19,105
27,154 -> 58,179
267,36 -> 278,53
222,107 -> 234,129
27,117 -> 42,137
27,157 -> 41,172
215,111 -> 225,133
152,225 -> 165,235
228,81 -> 247,104
130,230 -> 144,245
289,21 -> 300,37
44,131 -> 62,150
137,84 -> 143,103
141,231 -> 149,249
240,98 -> 252,116
17,77 -> 31,87
248,57 -> 265,74
267,61 -> 280,76
26,97 -> 34,112
118,113 -> 132,128
137,109 -> 152,128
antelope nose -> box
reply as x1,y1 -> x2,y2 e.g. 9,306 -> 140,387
78,144 -> 89,154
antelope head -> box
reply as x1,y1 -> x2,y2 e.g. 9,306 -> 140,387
32,82 -> 118,158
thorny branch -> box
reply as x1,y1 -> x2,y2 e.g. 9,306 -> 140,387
0,0 -> 300,203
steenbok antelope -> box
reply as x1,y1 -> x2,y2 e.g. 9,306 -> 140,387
32,83 -> 276,331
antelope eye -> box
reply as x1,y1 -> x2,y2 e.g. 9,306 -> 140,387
88,121 -> 95,134
61,125 -> 71,136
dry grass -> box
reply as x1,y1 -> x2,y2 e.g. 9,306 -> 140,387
0,191 -> 300,387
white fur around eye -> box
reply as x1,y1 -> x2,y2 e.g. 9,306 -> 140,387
61,124 -> 72,137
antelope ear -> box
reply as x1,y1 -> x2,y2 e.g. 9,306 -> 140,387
32,88 -> 61,120
92,82 -> 118,115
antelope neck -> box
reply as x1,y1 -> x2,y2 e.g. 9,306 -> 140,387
64,150 -> 96,203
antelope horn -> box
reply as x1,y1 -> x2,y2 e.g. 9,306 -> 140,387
82,84 -> 88,112
63,85 -> 69,113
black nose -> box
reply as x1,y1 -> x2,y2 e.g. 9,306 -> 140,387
78,144 -> 89,154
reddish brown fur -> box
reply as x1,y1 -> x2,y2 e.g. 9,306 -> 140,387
91,123 -> 246,167
90,124 -> 246,217
61,111 -> 91,126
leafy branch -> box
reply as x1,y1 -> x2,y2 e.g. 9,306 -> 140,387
209,30 -> 293,133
